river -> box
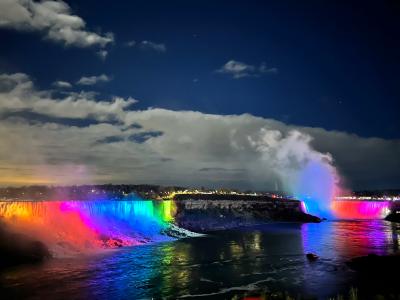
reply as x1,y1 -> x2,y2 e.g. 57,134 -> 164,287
1,220 -> 399,299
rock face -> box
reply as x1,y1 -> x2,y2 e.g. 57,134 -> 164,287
347,254 -> 400,274
173,195 -> 321,233
0,221 -> 51,268
385,212 -> 400,223
386,201 -> 400,222
347,254 -> 400,297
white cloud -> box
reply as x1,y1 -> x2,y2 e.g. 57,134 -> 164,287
140,40 -> 166,52
0,72 -> 398,192
76,74 -> 111,86
125,39 -> 166,52
259,62 -> 278,74
52,80 -> 72,89
125,40 -> 136,47
0,0 -> 113,48
96,50 -> 108,60
0,73 -> 134,121
216,60 -> 277,79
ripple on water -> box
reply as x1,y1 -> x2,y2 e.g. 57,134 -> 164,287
1,220 -> 399,299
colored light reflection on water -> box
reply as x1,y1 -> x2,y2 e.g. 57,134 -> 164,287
0,199 -> 175,254
3,221 -> 399,299
301,220 -> 397,259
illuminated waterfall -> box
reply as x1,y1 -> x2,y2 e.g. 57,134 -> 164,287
0,200 -> 175,255
330,200 -> 390,219
294,161 -> 338,219
291,160 -> 390,220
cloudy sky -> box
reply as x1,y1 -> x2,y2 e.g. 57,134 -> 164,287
0,0 -> 399,191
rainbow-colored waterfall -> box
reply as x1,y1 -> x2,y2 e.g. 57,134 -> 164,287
0,199 -> 175,255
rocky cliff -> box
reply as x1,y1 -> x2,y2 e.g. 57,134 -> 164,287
172,194 -> 321,232
385,201 -> 400,222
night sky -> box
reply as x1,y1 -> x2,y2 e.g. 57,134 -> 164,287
0,0 -> 399,190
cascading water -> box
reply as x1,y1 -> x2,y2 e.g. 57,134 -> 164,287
331,200 -> 390,219
279,152 -> 390,220
293,160 -> 338,219
0,199 -> 178,256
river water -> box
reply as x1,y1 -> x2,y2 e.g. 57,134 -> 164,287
1,220 -> 399,299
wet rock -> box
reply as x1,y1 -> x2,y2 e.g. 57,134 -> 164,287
99,235 -> 126,248
347,254 -> 400,295
385,212 -> 400,223
306,253 -> 319,261
347,254 -> 400,273
0,222 -> 51,268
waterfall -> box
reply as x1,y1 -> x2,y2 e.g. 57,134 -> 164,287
0,199 -> 175,256
331,200 -> 390,219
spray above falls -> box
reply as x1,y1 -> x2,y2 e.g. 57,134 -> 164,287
250,129 -> 341,218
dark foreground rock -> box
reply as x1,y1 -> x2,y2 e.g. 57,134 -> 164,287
385,212 -> 400,223
306,253 -> 319,261
0,221 -> 51,268
173,198 -> 321,233
347,254 -> 400,273
347,254 -> 400,296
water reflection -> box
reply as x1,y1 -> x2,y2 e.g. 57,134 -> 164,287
390,222 -> 400,252
302,220 -> 399,259
1,221 -> 400,299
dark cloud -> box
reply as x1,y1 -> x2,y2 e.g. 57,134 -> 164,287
198,167 -> 245,172
128,131 -> 164,144
0,111 -> 104,127
94,136 -> 125,145
122,123 -> 142,130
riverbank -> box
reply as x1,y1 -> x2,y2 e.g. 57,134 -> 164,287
385,212 -> 400,223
